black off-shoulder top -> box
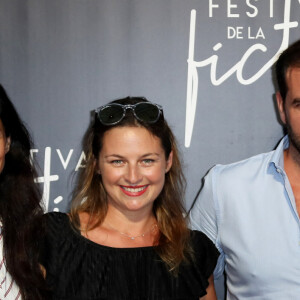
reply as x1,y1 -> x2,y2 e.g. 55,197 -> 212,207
42,212 -> 219,300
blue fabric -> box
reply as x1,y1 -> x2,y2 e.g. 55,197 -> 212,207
190,136 -> 300,299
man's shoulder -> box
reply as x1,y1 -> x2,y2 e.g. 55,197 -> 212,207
211,149 -> 275,179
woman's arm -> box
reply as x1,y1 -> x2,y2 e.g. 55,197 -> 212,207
200,275 -> 217,300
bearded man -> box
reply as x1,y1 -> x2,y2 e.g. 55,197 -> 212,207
190,40 -> 300,299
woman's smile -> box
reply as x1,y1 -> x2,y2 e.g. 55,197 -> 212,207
120,185 -> 149,197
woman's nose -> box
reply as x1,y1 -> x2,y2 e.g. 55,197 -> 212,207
124,164 -> 142,184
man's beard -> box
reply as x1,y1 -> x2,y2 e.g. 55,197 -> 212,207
286,121 -> 300,158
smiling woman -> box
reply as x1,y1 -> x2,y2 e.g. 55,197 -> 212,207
41,97 -> 219,300
98,126 -> 171,219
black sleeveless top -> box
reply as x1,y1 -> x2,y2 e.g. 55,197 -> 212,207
42,212 -> 219,300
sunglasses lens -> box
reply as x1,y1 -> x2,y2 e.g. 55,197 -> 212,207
98,105 -> 124,125
135,103 -> 160,123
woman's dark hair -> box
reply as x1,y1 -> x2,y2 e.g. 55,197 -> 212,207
71,97 -> 192,273
0,85 -> 47,299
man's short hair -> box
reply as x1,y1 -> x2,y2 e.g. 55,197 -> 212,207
276,39 -> 300,101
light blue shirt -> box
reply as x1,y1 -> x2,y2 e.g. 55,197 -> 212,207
190,136 -> 300,299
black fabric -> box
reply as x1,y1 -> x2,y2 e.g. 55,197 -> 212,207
42,212 -> 219,300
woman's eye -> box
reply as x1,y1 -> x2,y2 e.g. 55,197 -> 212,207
142,159 -> 154,165
111,160 -> 124,166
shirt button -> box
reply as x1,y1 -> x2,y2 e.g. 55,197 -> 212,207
276,168 -> 281,173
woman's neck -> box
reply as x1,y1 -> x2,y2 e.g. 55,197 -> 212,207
78,205 -> 159,248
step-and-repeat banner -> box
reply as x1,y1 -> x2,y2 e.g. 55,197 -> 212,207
0,1 -> 299,297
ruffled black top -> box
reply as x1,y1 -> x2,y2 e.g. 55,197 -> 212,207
42,212 -> 219,300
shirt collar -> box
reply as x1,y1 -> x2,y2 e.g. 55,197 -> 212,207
269,135 -> 289,170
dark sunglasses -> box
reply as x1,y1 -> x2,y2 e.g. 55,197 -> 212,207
95,102 -> 163,125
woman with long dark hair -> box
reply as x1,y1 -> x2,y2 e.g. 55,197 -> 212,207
0,85 -> 47,299
42,97 -> 219,299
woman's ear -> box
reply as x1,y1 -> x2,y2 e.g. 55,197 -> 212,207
5,137 -> 11,154
165,151 -> 173,173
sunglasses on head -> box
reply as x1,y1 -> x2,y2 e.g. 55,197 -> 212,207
95,102 -> 163,126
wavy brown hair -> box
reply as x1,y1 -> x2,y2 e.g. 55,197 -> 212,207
70,97 -> 192,272
0,84 -> 47,299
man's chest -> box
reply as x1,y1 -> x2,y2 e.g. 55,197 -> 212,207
291,183 -> 300,216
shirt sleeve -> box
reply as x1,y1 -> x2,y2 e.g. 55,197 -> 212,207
189,166 -> 225,279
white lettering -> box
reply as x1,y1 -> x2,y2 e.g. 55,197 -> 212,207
228,26 -> 243,39
75,151 -> 86,171
56,149 -> 74,170
256,27 -> 265,39
209,0 -> 219,17
30,149 -> 38,165
246,0 -> 258,17
227,27 -> 235,39
227,0 -> 239,17
54,196 -> 63,204
34,147 -> 59,211
248,27 -> 265,39
185,0 -> 298,147
270,0 -> 274,17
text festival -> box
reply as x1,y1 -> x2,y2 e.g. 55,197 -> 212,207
31,0 -> 300,211
31,148 -> 86,212
185,0 -> 300,147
